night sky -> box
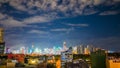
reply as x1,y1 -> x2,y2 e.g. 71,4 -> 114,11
0,0 -> 120,51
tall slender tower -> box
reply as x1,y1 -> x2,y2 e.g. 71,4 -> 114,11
63,41 -> 68,51
31,43 -> 34,53
0,28 -> 5,54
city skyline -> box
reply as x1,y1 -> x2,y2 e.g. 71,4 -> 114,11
0,0 -> 120,51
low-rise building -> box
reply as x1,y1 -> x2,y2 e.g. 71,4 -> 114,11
106,53 -> 120,68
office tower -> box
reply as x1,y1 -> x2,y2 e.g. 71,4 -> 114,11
87,45 -> 91,54
84,45 -> 91,54
72,46 -> 77,54
87,45 -> 95,53
0,28 -> 5,54
84,47 -> 90,54
77,45 -> 84,54
25,47 -> 28,54
31,44 -> 34,53
20,47 -> 25,54
63,41 -> 68,51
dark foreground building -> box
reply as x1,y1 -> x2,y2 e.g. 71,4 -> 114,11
91,49 -> 106,68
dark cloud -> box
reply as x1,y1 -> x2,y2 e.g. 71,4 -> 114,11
0,0 -> 119,16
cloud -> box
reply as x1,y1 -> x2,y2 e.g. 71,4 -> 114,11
83,8 -> 98,15
51,28 -> 74,34
0,0 -> 8,3
58,5 -> 68,12
0,0 -> 119,16
67,23 -> 89,27
51,28 -> 69,32
0,13 -> 7,20
0,13 -> 53,28
93,0 -> 105,5
113,0 -> 120,2
0,12 -> 26,27
23,16 -> 52,24
99,11 -> 120,15
9,0 -> 27,11
0,17 -> 27,27
28,30 -> 48,34
0,0 -> 119,28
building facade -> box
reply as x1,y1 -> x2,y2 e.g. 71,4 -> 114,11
106,53 -> 120,68
77,45 -> 84,54
91,49 -> 106,68
0,28 -> 5,54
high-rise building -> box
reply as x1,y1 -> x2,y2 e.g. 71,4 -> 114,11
72,46 -> 77,54
63,41 -> 68,51
84,47 -> 90,54
84,45 -> 93,54
31,44 -> 35,53
91,49 -> 106,68
0,28 -> 5,54
77,45 -> 84,54
0,28 -> 4,43
87,45 -> 95,53
20,47 -> 25,54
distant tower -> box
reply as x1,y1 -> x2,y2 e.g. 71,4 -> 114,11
80,45 -> 84,54
77,45 -> 84,54
31,43 -> 34,53
21,47 -> 25,54
63,41 -> 68,51
84,45 -> 90,54
0,28 -> 5,54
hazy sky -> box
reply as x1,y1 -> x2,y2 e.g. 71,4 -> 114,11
0,0 -> 120,51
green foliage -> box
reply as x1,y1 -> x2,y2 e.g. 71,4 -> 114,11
47,63 -> 56,68
73,54 -> 90,60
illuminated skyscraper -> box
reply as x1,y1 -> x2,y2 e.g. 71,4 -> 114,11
20,47 -> 25,54
63,41 -> 68,51
72,46 -> 77,54
77,45 -> 84,54
84,47 -> 90,54
0,28 -> 5,54
31,44 -> 34,53
87,45 -> 94,53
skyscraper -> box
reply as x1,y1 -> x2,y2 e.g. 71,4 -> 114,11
0,28 -> 5,54
31,43 -> 35,53
77,45 -> 84,54
0,28 -> 4,43
72,46 -> 77,54
63,41 -> 68,51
